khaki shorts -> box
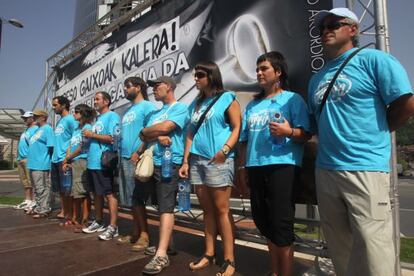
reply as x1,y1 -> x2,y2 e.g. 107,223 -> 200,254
17,159 -> 31,188
71,159 -> 89,199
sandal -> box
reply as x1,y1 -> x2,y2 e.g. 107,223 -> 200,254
59,219 -> 74,227
26,209 -> 36,215
189,254 -> 216,271
216,259 -> 236,276
33,213 -> 49,219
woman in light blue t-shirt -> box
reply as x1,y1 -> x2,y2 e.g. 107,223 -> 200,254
239,52 -> 311,276
179,61 -> 241,276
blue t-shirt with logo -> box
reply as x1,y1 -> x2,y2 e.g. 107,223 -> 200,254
189,91 -> 236,159
240,91 -> 311,167
308,48 -> 413,172
146,102 -> 188,166
87,111 -> 121,170
52,115 -> 78,163
69,124 -> 92,161
121,101 -> 156,158
17,125 -> 39,160
27,124 -> 54,170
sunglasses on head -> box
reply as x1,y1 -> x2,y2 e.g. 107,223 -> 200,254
194,71 -> 208,79
319,21 -> 352,33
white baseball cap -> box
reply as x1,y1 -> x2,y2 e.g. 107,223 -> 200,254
21,111 -> 34,118
314,8 -> 359,28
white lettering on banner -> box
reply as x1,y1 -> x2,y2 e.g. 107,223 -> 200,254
307,0 -> 326,73
56,17 -> 183,110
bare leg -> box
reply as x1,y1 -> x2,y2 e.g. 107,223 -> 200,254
94,194 -> 104,222
156,213 -> 174,256
132,205 -> 149,239
106,193 -> 118,226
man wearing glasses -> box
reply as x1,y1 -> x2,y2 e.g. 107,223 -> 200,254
308,8 -> 414,276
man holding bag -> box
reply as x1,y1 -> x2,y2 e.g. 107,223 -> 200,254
139,76 -> 188,275
82,91 -> 121,241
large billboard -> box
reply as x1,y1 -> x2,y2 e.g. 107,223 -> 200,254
56,0 -> 332,111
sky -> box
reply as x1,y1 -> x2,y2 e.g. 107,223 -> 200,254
0,0 -> 413,111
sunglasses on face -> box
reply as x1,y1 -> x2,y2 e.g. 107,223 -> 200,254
319,21 -> 352,33
74,110 -> 80,114
194,71 -> 208,79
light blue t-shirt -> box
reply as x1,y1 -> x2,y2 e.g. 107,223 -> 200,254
52,114 -> 78,163
27,124 -> 54,170
308,48 -> 413,172
17,125 -> 39,160
87,111 -> 121,170
189,91 -> 236,159
121,101 -> 156,158
240,91 -> 311,167
69,124 -> 92,161
146,102 -> 188,166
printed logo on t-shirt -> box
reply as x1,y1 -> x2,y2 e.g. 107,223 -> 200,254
153,112 -> 168,125
71,134 -> 82,147
93,121 -> 104,134
247,110 -> 270,132
54,124 -> 64,135
30,130 -> 43,144
314,73 -> 352,106
122,111 -> 136,126
191,107 -> 215,124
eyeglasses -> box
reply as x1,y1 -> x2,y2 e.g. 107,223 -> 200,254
124,83 -> 134,89
319,21 -> 352,33
194,71 -> 208,79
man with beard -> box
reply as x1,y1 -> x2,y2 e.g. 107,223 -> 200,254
116,77 -> 156,251
51,96 -> 78,221
82,91 -> 121,241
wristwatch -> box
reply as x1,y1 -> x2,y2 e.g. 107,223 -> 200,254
221,146 -> 230,156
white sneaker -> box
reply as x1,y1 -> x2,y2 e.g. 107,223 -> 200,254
24,201 -> 36,212
13,200 -> 30,210
82,220 -> 106,234
98,225 -> 119,241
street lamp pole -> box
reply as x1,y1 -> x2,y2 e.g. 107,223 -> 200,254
0,17 -> 24,49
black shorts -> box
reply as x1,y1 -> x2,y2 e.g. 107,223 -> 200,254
87,169 -> 115,196
132,165 -> 179,213
247,164 -> 299,247
51,162 -> 62,193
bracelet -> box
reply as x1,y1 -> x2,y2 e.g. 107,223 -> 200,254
224,143 -> 231,150
288,128 -> 294,138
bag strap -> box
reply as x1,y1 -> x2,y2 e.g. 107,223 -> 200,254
318,44 -> 374,115
193,92 -> 226,135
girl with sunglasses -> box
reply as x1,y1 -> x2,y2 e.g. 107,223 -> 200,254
62,104 -> 96,230
179,61 -> 241,276
239,52 -> 311,276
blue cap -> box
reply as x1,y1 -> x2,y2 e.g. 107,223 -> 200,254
314,8 -> 359,27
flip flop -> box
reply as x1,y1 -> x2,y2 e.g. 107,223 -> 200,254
33,213 -> 48,219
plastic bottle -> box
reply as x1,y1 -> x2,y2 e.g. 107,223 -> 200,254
62,167 -> 72,191
113,123 -> 121,151
161,146 -> 172,182
177,178 -> 191,211
268,99 -> 286,149
81,136 -> 90,154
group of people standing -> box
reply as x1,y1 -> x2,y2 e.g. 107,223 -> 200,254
13,8 -> 414,276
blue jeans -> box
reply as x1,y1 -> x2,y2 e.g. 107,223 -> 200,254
119,158 -> 136,206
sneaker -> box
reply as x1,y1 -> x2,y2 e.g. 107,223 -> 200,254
144,246 -> 178,256
142,255 -> 170,275
13,200 -> 30,210
24,201 -> 36,212
82,221 -> 106,234
98,225 -> 119,241
131,235 -> 149,251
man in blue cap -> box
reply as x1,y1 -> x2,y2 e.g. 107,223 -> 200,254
308,7 -> 414,276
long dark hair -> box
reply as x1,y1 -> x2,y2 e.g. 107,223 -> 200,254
194,61 -> 225,108
255,51 -> 289,100
75,104 -> 96,125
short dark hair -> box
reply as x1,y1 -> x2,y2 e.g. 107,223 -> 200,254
194,61 -> 224,108
96,91 -> 111,106
74,104 -> 96,124
124,76 -> 148,100
255,51 -> 289,100
53,95 -> 70,110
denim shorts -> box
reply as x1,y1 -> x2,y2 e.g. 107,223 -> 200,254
189,154 -> 234,187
